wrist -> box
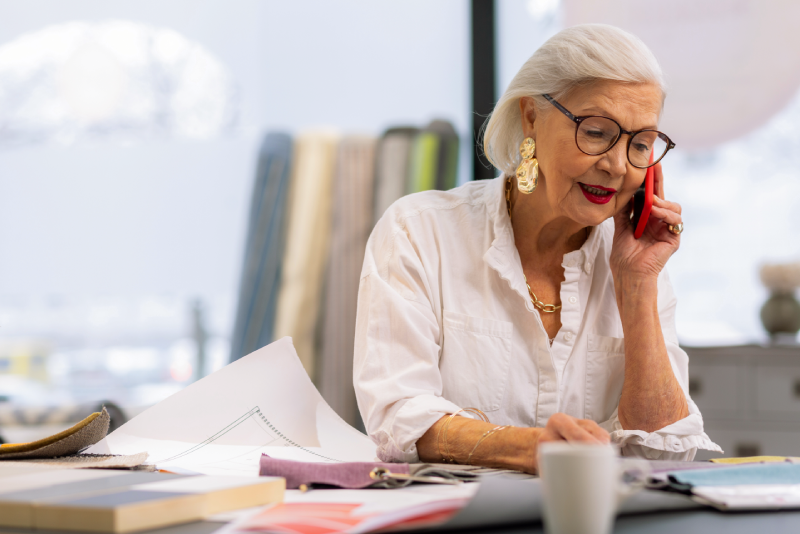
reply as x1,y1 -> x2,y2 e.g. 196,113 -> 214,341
480,426 -> 541,474
615,274 -> 658,303
516,427 -> 542,474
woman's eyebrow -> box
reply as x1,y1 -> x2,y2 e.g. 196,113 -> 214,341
577,106 -> 658,130
579,106 -> 611,116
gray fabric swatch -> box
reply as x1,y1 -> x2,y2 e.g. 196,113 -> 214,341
0,408 -> 109,460
4,472 -> 186,503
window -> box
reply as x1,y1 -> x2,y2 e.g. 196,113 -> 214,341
0,1 -> 471,439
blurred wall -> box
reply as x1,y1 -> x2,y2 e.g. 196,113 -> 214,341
0,0 -> 470,339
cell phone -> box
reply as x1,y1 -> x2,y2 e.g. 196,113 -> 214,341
631,157 -> 654,239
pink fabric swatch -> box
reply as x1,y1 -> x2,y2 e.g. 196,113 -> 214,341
259,454 -> 410,489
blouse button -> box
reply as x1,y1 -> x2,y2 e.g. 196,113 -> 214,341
585,261 -> 593,272
569,296 -> 577,304
564,332 -> 574,342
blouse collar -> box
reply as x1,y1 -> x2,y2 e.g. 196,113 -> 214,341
482,175 -> 608,305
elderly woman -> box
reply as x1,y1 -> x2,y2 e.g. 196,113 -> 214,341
353,24 -> 720,473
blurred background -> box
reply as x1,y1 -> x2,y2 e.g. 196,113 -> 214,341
1,0 -> 799,457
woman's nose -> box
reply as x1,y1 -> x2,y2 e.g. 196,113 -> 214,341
599,140 -> 628,177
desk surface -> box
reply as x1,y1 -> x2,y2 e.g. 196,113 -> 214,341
5,509 -> 800,534
6,468 -> 800,534
0,523 -> 225,534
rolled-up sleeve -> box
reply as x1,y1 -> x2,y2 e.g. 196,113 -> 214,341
353,214 -> 461,463
600,270 -> 722,460
605,406 -> 721,461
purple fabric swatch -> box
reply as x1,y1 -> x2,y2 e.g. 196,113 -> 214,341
259,454 -> 410,489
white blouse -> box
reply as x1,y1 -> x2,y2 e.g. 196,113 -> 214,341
353,176 -> 721,463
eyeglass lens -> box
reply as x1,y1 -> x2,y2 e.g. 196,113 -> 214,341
576,116 -> 669,168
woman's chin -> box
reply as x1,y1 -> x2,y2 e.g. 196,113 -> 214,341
569,201 -> 618,227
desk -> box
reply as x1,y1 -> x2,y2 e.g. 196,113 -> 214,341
0,524 -> 225,534
5,508 -> 800,534
490,509 -> 800,533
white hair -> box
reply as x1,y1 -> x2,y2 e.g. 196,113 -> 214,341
483,24 -> 665,176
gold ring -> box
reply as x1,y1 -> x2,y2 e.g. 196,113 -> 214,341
668,223 -> 683,235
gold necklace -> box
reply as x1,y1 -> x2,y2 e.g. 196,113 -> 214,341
505,176 -> 561,314
524,275 -> 561,313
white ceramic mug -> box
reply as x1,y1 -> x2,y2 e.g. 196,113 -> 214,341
538,443 -> 648,534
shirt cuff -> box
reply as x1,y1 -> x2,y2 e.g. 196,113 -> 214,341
601,409 -> 723,461
372,394 -> 464,463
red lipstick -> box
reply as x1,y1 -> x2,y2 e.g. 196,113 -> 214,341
578,183 -> 616,205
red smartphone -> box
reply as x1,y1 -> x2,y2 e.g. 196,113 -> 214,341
631,156 -> 655,239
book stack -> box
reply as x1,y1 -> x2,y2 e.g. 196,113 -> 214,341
0,465 -> 284,533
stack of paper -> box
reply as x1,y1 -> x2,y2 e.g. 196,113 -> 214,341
87,338 -> 378,475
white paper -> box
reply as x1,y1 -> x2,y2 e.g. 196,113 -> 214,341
134,475 -> 278,492
692,484 -> 800,510
282,484 -> 479,510
87,337 -> 377,475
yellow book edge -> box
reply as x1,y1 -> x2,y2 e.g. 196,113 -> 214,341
710,456 -> 800,464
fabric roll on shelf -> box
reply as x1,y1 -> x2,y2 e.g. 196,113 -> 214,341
406,119 -> 460,194
273,130 -> 340,377
406,128 -> 439,194
372,127 -> 419,226
317,136 -> 377,426
229,133 -> 293,362
429,120 -> 460,191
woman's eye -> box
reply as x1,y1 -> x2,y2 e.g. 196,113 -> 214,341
586,129 -> 606,138
633,142 -> 650,153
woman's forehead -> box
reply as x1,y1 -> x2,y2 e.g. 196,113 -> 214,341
560,82 -> 662,129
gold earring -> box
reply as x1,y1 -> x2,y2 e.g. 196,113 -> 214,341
516,138 -> 538,194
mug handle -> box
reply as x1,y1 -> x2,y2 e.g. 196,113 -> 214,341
616,457 -> 651,505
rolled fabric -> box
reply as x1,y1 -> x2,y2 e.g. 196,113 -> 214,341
273,130 -> 340,376
318,135 -> 377,425
229,132 -> 293,362
373,127 -> 418,225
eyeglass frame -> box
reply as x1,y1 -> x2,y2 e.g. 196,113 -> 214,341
542,93 -> 676,169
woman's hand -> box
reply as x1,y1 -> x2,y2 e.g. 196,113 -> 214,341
537,413 -> 610,446
529,413 -> 610,471
610,163 -> 682,284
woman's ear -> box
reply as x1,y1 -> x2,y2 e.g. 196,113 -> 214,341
519,96 -> 538,139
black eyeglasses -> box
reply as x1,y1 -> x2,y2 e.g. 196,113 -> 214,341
542,94 -> 675,169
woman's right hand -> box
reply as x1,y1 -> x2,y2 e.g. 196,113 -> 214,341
530,413 -> 611,471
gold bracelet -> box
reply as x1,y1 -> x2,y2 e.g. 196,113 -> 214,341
463,408 -> 489,423
441,410 -> 463,463
440,408 -> 490,463
437,410 -> 461,462
467,425 -> 507,465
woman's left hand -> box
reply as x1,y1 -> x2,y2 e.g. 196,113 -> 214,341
610,162 -> 682,282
